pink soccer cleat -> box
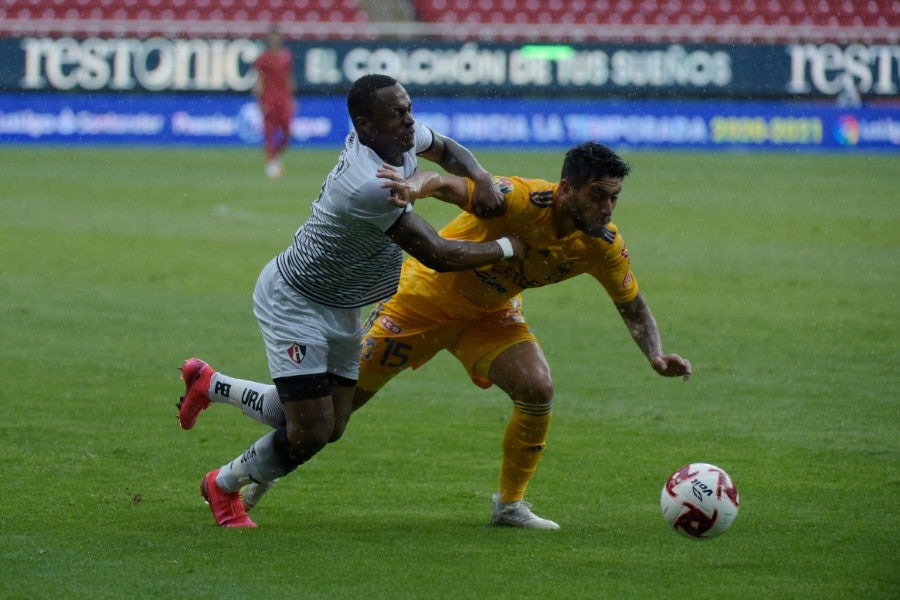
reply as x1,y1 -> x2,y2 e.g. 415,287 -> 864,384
177,358 -> 214,430
200,470 -> 257,528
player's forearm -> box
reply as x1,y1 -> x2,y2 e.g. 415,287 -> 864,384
435,136 -> 490,182
415,237 -> 512,272
388,212 -> 517,272
405,172 -> 468,207
629,315 -> 663,361
617,295 -> 664,361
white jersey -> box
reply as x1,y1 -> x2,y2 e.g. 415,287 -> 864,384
275,124 -> 435,308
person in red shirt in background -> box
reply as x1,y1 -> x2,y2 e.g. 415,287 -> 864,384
252,27 -> 295,179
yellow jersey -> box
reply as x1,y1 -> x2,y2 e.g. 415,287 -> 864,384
397,176 -> 639,320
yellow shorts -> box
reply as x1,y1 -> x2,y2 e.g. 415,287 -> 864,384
358,294 -> 537,392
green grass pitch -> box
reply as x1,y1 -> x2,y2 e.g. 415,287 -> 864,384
0,144 -> 897,599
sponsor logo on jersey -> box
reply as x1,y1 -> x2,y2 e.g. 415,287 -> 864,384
474,269 -> 509,294
380,315 -> 401,334
287,342 -> 306,364
495,176 -> 513,194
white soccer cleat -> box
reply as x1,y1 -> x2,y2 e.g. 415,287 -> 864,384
491,493 -> 560,530
265,160 -> 284,179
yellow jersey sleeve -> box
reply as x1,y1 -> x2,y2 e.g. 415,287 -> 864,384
586,223 -> 640,304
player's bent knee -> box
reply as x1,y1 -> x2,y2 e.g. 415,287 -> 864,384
272,428 -> 321,473
512,378 -> 554,406
532,379 -> 555,405
327,372 -> 356,443
328,424 -> 346,443
328,413 -> 353,443
276,373 -> 336,447
285,419 -> 333,450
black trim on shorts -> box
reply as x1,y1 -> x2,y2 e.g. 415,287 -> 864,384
274,373 -> 330,402
273,372 -> 357,401
327,373 -> 357,388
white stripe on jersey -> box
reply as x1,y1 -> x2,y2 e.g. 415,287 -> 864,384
276,125 -> 435,308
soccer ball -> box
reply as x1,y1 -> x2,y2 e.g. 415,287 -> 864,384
660,463 -> 740,539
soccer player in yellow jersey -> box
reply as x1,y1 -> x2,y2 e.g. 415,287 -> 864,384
178,141 -> 691,529
356,141 -> 692,528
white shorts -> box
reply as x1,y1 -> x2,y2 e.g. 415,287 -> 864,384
253,258 -> 362,381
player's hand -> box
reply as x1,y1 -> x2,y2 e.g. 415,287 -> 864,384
471,173 -> 506,218
377,165 -> 414,208
650,354 -> 692,381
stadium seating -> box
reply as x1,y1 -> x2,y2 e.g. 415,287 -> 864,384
0,0 -> 368,22
1,0 -> 896,40
0,0 -> 369,37
412,0 -> 897,28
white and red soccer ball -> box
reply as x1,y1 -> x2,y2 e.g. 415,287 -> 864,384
660,463 -> 740,539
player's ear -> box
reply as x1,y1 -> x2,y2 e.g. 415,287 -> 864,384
353,115 -> 370,135
557,178 -> 571,203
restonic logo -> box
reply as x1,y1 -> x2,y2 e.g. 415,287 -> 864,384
786,43 -> 900,96
20,37 -> 261,92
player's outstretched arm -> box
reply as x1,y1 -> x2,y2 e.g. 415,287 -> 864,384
615,293 -> 692,381
418,132 -> 506,218
378,166 -> 469,208
386,210 -> 525,272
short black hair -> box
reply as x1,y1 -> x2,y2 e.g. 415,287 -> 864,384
561,142 -> 631,189
347,74 -> 398,121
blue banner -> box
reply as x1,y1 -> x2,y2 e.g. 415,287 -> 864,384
3,37 -> 899,100
1,93 -> 897,151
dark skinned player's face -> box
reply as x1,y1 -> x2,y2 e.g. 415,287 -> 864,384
356,84 -> 416,165
568,176 -> 623,237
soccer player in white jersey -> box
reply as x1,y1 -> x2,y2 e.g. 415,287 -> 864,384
180,74 -> 526,528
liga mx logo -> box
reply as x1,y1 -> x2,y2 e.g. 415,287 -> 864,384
834,115 -> 860,146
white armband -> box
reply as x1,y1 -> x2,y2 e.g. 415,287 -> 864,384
496,237 -> 514,259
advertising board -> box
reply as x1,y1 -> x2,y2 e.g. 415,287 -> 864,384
1,93 -> 896,151
1,37 -> 898,100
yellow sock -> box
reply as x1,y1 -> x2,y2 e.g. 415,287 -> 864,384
499,403 -> 551,504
